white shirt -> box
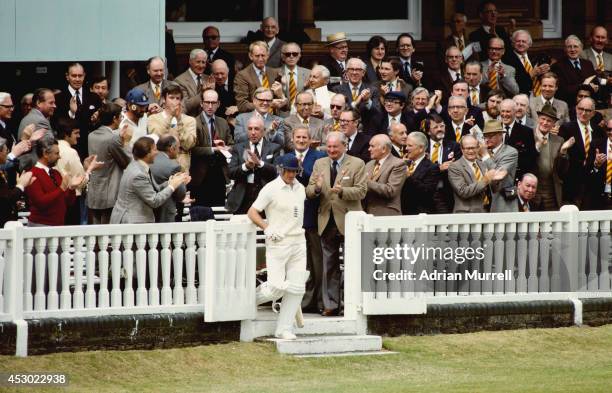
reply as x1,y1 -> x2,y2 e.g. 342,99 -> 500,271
503,121 -> 515,138
188,68 -> 202,86
540,95 -> 555,106
448,68 -> 461,81
120,112 -> 148,150
346,133 -> 357,150
429,140 -> 444,164
411,154 -> 426,171
252,176 -> 306,242
387,113 -> 401,128
606,140 -> 612,193
67,85 -> 83,118
242,140 -> 264,183
252,64 -> 267,84
578,120 -> 592,149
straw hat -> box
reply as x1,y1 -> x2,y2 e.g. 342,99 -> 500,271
325,32 -> 350,46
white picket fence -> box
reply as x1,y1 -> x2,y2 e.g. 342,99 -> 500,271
344,205 -> 612,317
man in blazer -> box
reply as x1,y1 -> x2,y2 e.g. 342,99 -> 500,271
580,26 -> 612,72
174,49 -> 208,117
528,73 -> 570,125
282,92 -> 324,152
363,134 -> 406,216
87,103 -> 131,224
202,26 -> 236,82
464,62 -> 491,107
551,35 -> 597,107
211,59 -> 237,119
499,99 -> 537,179
502,30 -> 549,96
364,91 -> 410,137
306,131 -> 367,315
280,127 -> 327,313
53,63 -> 102,159
233,41 -> 282,113
110,137 -> 190,224
468,2 -> 512,56
516,173 -> 538,212
401,131 -> 440,215
341,109 -> 371,163
260,17 -> 285,68
226,116 -> 281,214
448,134 -> 506,213
233,87 -> 285,147
480,38 -> 520,98
190,89 -> 233,208
481,120 -> 519,212
321,32 -> 349,83
433,46 -> 464,105
333,58 -> 380,115
18,89 -> 57,172
150,136 -> 186,222
558,97 -> 603,209
513,94 -> 535,129
135,56 -> 170,107
278,42 -> 310,116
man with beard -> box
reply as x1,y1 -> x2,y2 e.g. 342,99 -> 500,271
427,113 -> 461,213
120,88 -> 150,150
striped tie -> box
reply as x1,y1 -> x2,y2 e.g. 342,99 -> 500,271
584,128 -> 591,158
407,162 -> 416,176
522,55 -> 541,96
261,72 -> 270,88
289,71 -> 297,105
371,161 -> 381,179
455,126 -> 462,142
457,36 -> 465,51
532,76 -> 542,97
473,162 -> 490,206
351,86 -> 358,101
607,148 -> 612,186
333,120 -> 340,131
488,66 -> 498,89
154,84 -> 160,101
597,54 -> 605,72
471,88 -> 478,105
431,142 -> 440,163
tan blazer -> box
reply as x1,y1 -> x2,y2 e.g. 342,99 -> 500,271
135,79 -> 170,105
448,156 -> 495,213
306,155 -> 367,235
363,155 -> 407,216
282,114 -> 325,152
147,112 -> 197,172
233,64 -> 281,113
174,70 -> 203,117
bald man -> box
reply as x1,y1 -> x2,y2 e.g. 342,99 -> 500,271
363,134 -> 407,215
211,59 -> 237,119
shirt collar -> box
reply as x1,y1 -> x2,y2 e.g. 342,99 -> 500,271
202,112 -> 214,123
296,113 -> 308,123
591,48 -> 602,57
188,68 -> 201,81
68,85 -> 82,97
540,95 -> 554,105
332,154 -> 346,166
137,159 -> 150,171
0,119 -> 5,128
483,25 -> 492,33
412,154 -> 426,168
377,153 -> 390,166
295,148 -> 309,158
492,143 -> 503,155
252,64 -> 266,75
35,161 -> 51,173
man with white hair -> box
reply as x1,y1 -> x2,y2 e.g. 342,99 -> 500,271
551,35 -> 597,106
333,57 -> 379,113
512,94 -> 535,129
279,42 -> 310,115
174,49 -> 209,116
211,59 -> 237,119
282,92 -> 324,152
499,98 -> 537,178
516,173 -> 538,212
305,65 -> 336,118
401,131 -> 440,214
503,29 -> 550,95
480,37 -> 519,98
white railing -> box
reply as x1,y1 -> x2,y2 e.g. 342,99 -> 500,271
345,206 -> 612,316
1,220 -> 257,323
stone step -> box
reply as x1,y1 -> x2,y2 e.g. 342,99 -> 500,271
261,334 -> 383,355
240,310 -> 358,341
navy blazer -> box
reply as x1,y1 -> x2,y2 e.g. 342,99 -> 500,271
347,132 -> 371,164
503,52 -> 533,95
279,149 -> 327,229
505,122 -> 537,179
364,107 -> 410,136
401,158 -> 441,214
333,82 -> 380,111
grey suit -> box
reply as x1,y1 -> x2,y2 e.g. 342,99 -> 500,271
174,69 -> 203,117
110,160 -> 174,224
480,60 -> 520,97
279,65 -> 310,116
150,152 -> 186,222
282,114 -> 324,152
17,109 -> 54,171
448,156 -> 495,213
233,111 -> 285,147
135,79 -> 170,105
87,126 -> 132,222
580,47 -> 612,71
266,38 -> 286,68
528,96 -> 570,125
487,144 -> 518,212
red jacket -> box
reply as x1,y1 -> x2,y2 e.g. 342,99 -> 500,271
25,166 -> 76,226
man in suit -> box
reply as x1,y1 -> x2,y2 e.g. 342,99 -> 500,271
558,97 -> 603,209
174,49 -> 208,117
18,88 -> 57,171
281,127 -> 327,313
441,80 -> 485,131
516,173 -> 538,212
375,58 -> 413,107
468,1 -> 512,56
365,91 -> 409,137
334,58 -> 379,116
226,115 -> 281,214
190,89 -> 233,208
531,104 -> 572,211
306,131 -> 367,316
499,99 -> 537,179
323,93 -> 346,138
443,13 -> 468,55
260,17 -> 285,68
481,120 -> 519,212
401,131 -> 440,214
503,30 -> 550,96
321,32 -> 349,84
580,26 -> 612,107
135,56 -> 170,107
389,122 -> 408,158
512,94 -> 535,128
234,41 -> 284,113
147,83 -> 197,172
305,65 -> 336,119
363,134 -> 406,215
0,92 -> 18,150
89,75 -> 110,105
278,42 -> 310,115
87,103 -> 131,224
202,25 -> 236,82
464,61 -> 490,107
282,92 -> 324,152
588,119 -> 612,209
448,134 -> 506,213
427,113 -> 461,213
480,38 -> 519,98
110,136 -> 190,224
0,137 -> 35,227
25,137 -> 81,226
551,35 -> 597,107
211,59 -> 238,120
434,46 -> 464,105
568,85 -> 604,128
396,33 -> 425,90
233,87 -> 285,147
53,63 -> 102,159
341,109 -> 371,163
150,136 -> 186,222
528,72 -> 570,124
444,95 -> 474,142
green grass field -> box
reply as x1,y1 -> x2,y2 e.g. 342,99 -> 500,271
1,325 -> 611,393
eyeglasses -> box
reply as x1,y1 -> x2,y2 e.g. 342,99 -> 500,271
296,102 -> 313,106
576,107 -> 594,113
330,104 -> 344,110
255,97 -> 273,103
204,35 -> 219,40
0,104 -> 14,109
448,105 -> 467,110
283,52 -> 300,57
346,68 -> 363,73
384,99 -> 402,105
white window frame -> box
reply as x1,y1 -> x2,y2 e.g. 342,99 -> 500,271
168,0 -> 421,43
541,0 -> 562,39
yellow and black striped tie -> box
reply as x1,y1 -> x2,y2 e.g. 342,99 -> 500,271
333,120 -> 340,131
455,126 -> 462,142
606,149 -> 612,187
488,66 -> 498,89
597,54 -> 605,72
431,142 -> 440,163
473,162 -> 489,206
261,72 -> 270,89
351,86 -> 358,102
584,129 -> 591,158
289,71 -> 297,106
407,162 -> 416,176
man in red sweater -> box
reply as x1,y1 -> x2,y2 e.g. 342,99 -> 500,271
25,137 -> 83,226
